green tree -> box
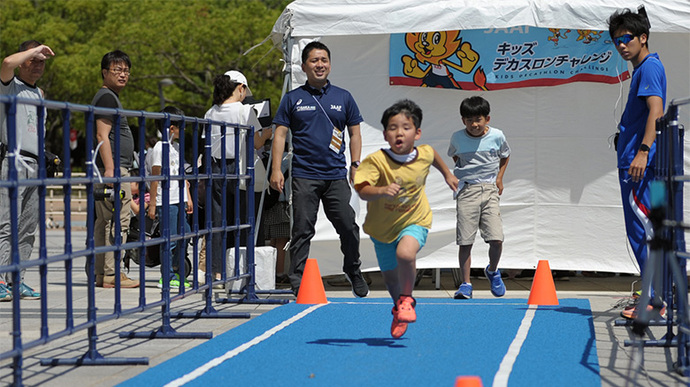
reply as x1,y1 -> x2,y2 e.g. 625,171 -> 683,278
1,0 -> 290,168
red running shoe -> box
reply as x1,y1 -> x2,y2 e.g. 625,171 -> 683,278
396,295 -> 417,323
391,307 -> 408,338
621,302 -> 667,320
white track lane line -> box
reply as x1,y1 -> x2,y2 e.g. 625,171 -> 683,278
492,304 -> 538,387
164,303 -> 327,387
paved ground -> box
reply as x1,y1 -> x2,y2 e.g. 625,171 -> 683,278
1,231 -> 689,386
1,269 -> 688,386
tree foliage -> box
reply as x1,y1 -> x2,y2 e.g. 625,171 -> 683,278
1,0 -> 290,166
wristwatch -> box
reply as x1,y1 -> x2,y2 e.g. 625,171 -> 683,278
639,144 -> 651,152
351,161 -> 360,168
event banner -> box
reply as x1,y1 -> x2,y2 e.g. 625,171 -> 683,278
389,27 -> 630,91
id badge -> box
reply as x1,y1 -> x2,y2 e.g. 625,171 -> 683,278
329,126 -> 343,154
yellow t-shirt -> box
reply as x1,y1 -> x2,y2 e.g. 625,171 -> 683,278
354,144 -> 434,243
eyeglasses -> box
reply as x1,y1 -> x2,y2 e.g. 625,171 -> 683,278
613,34 -> 635,46
109,67 -> 131,75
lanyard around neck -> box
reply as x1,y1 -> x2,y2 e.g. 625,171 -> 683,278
312,95 -> 337,129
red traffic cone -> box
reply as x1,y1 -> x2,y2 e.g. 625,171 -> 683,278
527,260 -> 559,306
296,258 -> 328,304
455,376 -> 483,387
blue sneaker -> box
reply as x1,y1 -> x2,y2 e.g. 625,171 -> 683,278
454,283 -> 473,299
9,282 -> 41,300
484,265 -> 506,297
0,282 -> 11,302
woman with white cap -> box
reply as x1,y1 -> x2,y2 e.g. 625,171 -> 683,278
203,70 -> 272,285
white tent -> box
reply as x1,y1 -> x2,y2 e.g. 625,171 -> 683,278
271,0 -> 690,276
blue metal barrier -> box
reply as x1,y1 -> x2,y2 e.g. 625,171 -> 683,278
615,96 -> 690,374
633,98 -> 688,343
0,94 -> 289,386
657,97 -> 690,375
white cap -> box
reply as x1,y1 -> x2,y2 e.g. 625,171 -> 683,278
224,70 -> 253,97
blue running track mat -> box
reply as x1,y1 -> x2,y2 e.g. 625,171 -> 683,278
122,298 -> 600,387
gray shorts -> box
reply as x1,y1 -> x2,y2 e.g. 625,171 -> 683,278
456,183 -> 504,245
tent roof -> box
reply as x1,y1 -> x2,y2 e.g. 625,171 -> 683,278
272,0 -> 690,39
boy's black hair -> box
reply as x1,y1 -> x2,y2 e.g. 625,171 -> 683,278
212,74 -> 241,106
460,96 -> 490,118
19,40 -> 41,52
301,41 -> 331,64
100,50 -> 131,79
607,8 -> 651,46
157,105 -> 185,132
381,99 -> 422,129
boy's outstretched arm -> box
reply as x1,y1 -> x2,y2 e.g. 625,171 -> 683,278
496,156 -> 510,195
355,182 -> 401,201
431,148 -> 459,192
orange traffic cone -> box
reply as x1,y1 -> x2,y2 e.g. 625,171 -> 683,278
527,260 -> 559,305
455,376 -> 483,387
296,258 -> 328,304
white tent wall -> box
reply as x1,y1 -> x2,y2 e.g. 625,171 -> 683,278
272,1 -> 690,276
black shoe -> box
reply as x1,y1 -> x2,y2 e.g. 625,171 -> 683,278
552,270 -> 575,281
326,272 -> 373,287
345,271 -> 370,298
515,269 -> 535,279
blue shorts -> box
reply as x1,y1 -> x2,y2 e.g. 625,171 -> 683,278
370,225 -> 428,271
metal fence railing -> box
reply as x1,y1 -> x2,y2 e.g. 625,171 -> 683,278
0,95 -> 288,386
614,96 -> 690,378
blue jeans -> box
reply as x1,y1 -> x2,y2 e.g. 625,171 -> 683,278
289,177 -> 361,290
210,158 -> 238,274
157,204 -> 190,277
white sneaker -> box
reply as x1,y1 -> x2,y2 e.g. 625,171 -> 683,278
197,269 -> 207,284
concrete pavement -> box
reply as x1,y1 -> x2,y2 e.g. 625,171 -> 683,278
0,230 -> 688,386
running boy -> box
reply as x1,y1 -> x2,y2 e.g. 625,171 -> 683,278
448,96 -> 510,300
354,99 -> 458,338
